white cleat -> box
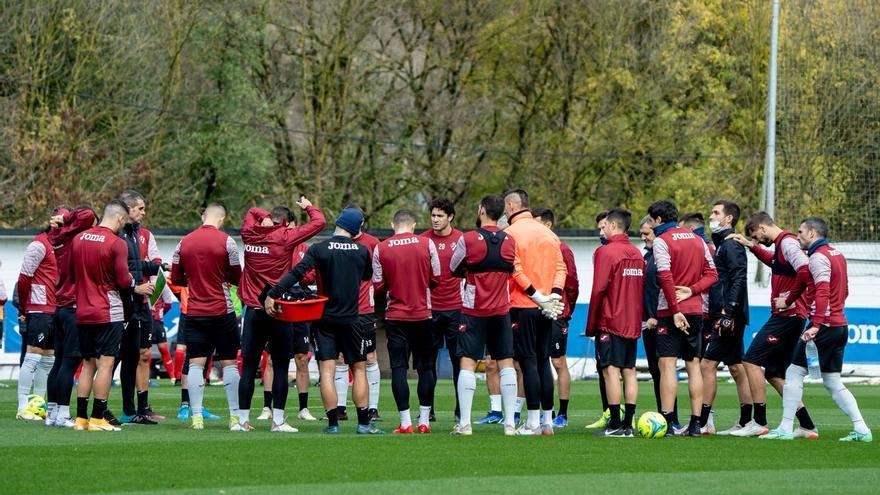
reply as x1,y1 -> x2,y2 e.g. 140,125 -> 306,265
504,424 -> 516,436
450,423 -> 473,436
729,420 -> 769,437
297,408 -> 317,421
54,416 -> 76,428
257,407 -> 272,420
716,423 -> 744,436
515,424 -> 540,436
231,421 -> 255,432
16,410 -> 40,421
700,424 -> 717,435
794,426 -> 819,439
271,422 -> 299,433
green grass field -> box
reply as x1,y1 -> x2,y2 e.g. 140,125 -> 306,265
1,379 -> 878,494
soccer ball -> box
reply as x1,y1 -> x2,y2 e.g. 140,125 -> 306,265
637,411 -> 667,438
27,394 -> 47,418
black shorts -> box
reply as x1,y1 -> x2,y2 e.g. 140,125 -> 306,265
185,313 -> 241,360
240,307 -> 292,360
78,322 -> 124,360
385,319 -> 435,371
176,314 -> 187,346
596,332 -> 637,369
292,322 -> 311,355
54,307 -> 81,358
355,314 -> 377,354
152,320 -> 167,344
431,309 -> 461,353
25,313 -> 54,350
701,315 -> 746,365
550,318 -> 570,358
122,319 -> 152,353
743,315 -> 805,379
655,315 -> 703,361
511,307 -> 553,361
791,325 -> 848,373
313,320 -> 366,364
456,313 -> 514,361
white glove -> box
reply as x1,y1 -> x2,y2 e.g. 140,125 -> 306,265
531,292 -> 564,320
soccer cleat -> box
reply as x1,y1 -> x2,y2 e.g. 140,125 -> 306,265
44,412 -> 55,427
700,424 -> 716,435
143,408 -> 165,420
475,411 -> 503,425
16,410 -> 39,421
123,414 -> 158,425
103,410 -> 122,426
759,428 -> 794,440
257,407 -> 272,420
601,426 -> 627,437
450,423 -> 473,436
229,415 -> 240,429
418,424 -> 431,434
298,408 -> 318,421
552,414 -> 568,428
191,416 -> 204,430
231,421 -> 255,432
623,427 -> 635,438
54,416 -> 76,428
794,427 -> 820,439
202,408 -> 221,420
177,403 -> 191,420
673,423 -> 688,436
839,431 -> 872,443
729,420 -> 769,437
368,408 -> 382,422
716,423 -> 745,436
541,424 -> 554,436
515,424 -> 540,436
683,423 -> 702,437
393,424 -> 414,434
585,409 -> 611,429
73,417 -> 96,431
323,425 -> 340,434
356,423 -> 385,435
89,418 -> 121,431
504,424 -> 516,436
429,408 -> 437,422
271,422 -> 299,433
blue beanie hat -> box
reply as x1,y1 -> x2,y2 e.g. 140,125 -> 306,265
335,208 -> 364,235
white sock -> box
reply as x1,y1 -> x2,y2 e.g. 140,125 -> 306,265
335,365 -> 349,408
18,352 -> 40,410
366,362 -> 380,410
399,409 -> 412,428
419,405 -> 432,426
779,365 -> 806,433
222,365 -> 240,417
47,402 -> 58,421
188,365 -> 205,416
707,410 -> 715,429
34,355 -> 54,398
59,405 -> 70,420
239,409 -> 250,425
499,368 -> 517,427
273,408 -> 285,425
457,369 -> 476,427
526,409 -> 540,429
823,372 -> 870,434
515,396 -> 525,415
542,410 -> 553,426
489,394 -> 502,412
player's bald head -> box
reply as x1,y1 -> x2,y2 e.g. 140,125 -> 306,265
202,203 -> 227,227
103,200 -> 130,220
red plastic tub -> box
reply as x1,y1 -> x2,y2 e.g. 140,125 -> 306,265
273,296 -> 328,322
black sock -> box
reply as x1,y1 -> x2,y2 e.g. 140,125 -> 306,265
754,402 -> 767,426
739,403 -> 753,427
662,410 -> 675,429
689,414 -> 700,429
700,404 -> 712,428
623,403 -> 636,428
558,399 -> 569,417
796,407 -> 815,430
326,408 -> 339,428
181,388 -> 190,404
356,407 -> 369,426
137,390 -> 149,415
77,397 -> 89,419
609,404 -> 621,429
263,391 -> 273,409
298,392 -> 308,411
92,399 -> 108,419
337,405 -> 347,415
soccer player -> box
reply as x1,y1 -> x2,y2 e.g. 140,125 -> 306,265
290,238 -> 319,421
72,200 -> 139,431
265,207 -> 383,435
16,211 -> 61,420
117,190 -> 164,425
420,198 -> 464,421
586,208 -> 644,437
170,204 -> 243,431
503,189 -> 566,435
700,201 -> 752,435
532,207 -> 579,428
648,199 -> 717,437
236,198 -> 325,432
44,206 -> 97,427
449,195 -> 519,436
638,215 -> 670,418
761,217 -> 872,442
726,212 -> 818,437
373,209 -> 441,434
586,210 -> 613,430
350,206 -> 383,422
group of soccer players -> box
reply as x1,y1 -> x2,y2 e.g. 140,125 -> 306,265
11,188 -> 872,441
